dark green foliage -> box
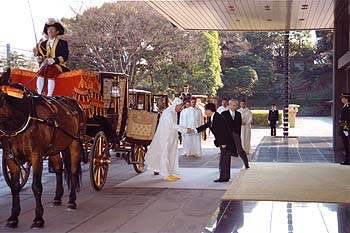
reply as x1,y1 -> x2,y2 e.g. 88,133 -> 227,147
219,31 -> 333,111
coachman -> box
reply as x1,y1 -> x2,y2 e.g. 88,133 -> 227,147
35,18 -> 69,96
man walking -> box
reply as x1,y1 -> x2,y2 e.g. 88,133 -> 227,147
221,99 -> 250,169
268,104 -> 279,136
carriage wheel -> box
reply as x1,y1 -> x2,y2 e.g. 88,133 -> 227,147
132,144 -> 146,174
2,154 -> 31,190
90,131 -> 111,191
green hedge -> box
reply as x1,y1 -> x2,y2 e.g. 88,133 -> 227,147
251,110 -> 282,126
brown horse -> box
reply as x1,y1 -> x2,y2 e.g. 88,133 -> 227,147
0,68 -> 85,228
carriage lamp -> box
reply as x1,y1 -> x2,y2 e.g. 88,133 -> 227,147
110,79 -> 121,113
152,99 -> 158,112
137,99 -> 144,110
110,81 -> 121,98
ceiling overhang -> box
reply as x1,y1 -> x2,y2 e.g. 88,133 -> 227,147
135,0 -> 346,31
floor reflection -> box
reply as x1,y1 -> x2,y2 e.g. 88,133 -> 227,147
251,136 -> 343,163
204,200 -> 350,233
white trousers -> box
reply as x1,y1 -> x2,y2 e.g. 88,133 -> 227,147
36,76 -> 55,96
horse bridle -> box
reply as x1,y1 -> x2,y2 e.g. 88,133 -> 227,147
0,87 -> 37,138
0,87 -> 80,153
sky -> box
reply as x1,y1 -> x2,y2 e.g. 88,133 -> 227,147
0,0 -> 114,53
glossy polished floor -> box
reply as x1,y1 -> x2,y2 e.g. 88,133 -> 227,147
204,136 -> 350,233
204,200 -> 350,233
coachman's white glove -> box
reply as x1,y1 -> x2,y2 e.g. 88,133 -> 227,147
47,58 -> 55,65
344,131 -> 349,137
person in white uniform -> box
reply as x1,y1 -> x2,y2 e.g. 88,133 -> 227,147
238,100 -> 253,155
179,98 -> 204,158
145,97 -> 191,181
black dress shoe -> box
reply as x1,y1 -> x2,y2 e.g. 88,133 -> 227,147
214,178 -> 229,183
340,161 -> 350,165
154,172 -> 160,175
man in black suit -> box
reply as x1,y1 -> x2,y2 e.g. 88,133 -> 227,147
190,103 -> 236,182
268,104 -> 279,136
221,99 -> 250,169
340,93 -> 350,165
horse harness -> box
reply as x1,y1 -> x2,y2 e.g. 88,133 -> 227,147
0,86 -> 82,158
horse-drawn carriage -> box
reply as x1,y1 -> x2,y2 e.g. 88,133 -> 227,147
1,68 -> 164,191
0,67 -> 170,228
128,89 -> 168,113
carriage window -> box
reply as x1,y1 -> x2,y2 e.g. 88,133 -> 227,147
137,99 -> 144,110
137,95 -> 145,110
129,94 -> 136,109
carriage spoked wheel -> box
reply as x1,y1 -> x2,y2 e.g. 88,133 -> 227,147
131,144 -> 146,174
2,155 -> 31,190
90,131 -> 111,191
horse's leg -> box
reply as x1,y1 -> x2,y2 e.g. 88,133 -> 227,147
4,152 -> 21,228
67,140 -> 82,210
50,154 -> 63,206
30,156 -> 45,229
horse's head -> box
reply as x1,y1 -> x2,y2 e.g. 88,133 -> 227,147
0,68 -> 11,86
0,83 -> 29,109
0,68 -> 11,108
0,68 -> 31,106
0,83 -> 30,130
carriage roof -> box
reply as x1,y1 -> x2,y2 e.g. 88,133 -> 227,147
98,71 -> 129,78
128,89 -> 152,95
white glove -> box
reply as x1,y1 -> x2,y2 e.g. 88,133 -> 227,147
344,131 -> 349,137
47,58 -> 55,65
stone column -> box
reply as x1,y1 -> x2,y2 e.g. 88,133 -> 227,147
283,31 -> 290,137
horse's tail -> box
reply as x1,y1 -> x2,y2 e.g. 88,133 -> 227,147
63,145 -> 82,192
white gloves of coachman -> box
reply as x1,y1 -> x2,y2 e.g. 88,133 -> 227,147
47,58 -> 55,65
36,57 -> 55,65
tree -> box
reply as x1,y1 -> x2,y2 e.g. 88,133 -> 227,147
315,30 -> 333,65
63,2 -> 223,97
197,32 -> 223,95
0,52 -> 38,71
219,66 -> 258,98
218,31 -> 330,105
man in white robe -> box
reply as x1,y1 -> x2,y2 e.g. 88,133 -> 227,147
179,100 -> 190,155
180,98 -> 204,158
145,97 -> 190,181
238,100 -> 253,155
